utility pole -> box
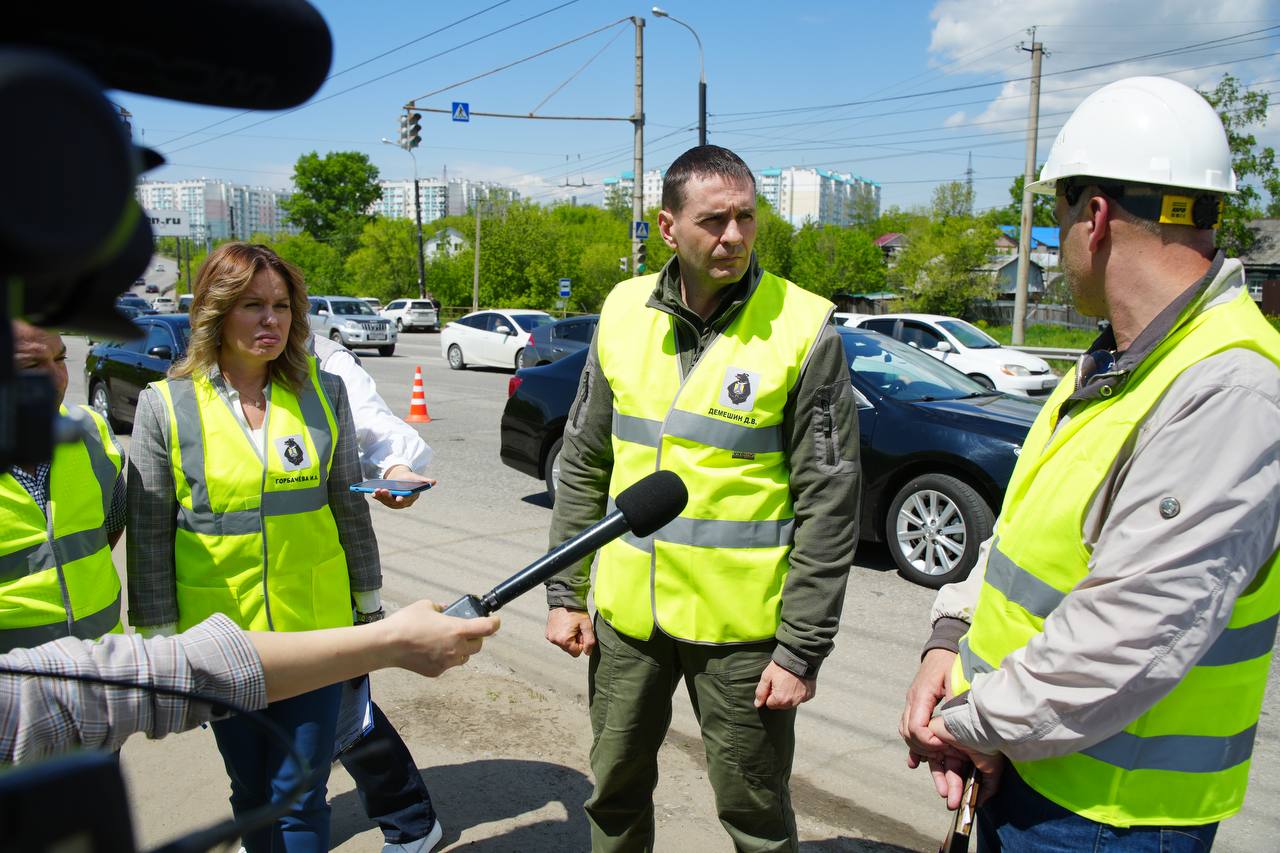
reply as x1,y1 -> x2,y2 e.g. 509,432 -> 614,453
631,16 -> 645,275
1012,30 -> 1043,346
965,152 -> 975,216
472,199 -> 481,313
411,161 -> 426,299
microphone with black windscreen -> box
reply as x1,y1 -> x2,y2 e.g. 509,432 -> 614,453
442,470 -> 689,619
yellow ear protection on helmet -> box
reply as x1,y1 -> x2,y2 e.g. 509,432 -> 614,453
1060,179 -> 1221,229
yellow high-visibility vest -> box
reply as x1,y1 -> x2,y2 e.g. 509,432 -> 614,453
152,364 -> 352,632
595,272 -> 833,642
952,288 -> 1280,826
0,406 -> 122,651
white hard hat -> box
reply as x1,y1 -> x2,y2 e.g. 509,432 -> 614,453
1028,76 -> 1236,196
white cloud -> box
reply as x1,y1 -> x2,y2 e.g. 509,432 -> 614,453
926,0 -> 1280,172
943,111 -> 969,128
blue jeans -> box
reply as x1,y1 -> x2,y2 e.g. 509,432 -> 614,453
977,766 -> 1219,852
338,702 -> 437,843
211,683 -> 343,853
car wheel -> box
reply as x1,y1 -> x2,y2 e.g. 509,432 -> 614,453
886,473 -> 994,589
396,318 -> 404,332
329,329 -> 343,344
515,348 -> 525,370
378,345 -> 395,357
89,381 -> 122,432
968,373 -> 996,391
447,344 -> 465,370
544,436 -> 564,504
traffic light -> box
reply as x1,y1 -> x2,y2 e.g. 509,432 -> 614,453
618,256 -> 629,273
635,242 -> 647,274
397,113 -> 410,149
408,112 -> 422,149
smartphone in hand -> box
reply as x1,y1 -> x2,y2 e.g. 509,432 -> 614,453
349,479 -> 434,496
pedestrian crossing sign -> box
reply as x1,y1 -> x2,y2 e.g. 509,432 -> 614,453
452,102 -> 470,122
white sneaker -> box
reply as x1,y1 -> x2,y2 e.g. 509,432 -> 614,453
381,820 -> 444,853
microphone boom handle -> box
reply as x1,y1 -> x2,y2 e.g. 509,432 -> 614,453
484,512 -> 632,611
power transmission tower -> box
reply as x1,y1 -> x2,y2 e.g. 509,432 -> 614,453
965,151 -> 975,216
1012,29 -> 1044,346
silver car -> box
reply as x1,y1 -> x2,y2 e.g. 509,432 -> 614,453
308,296 -> 398,356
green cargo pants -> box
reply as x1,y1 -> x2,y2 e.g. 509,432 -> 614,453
585,616 -> 798,853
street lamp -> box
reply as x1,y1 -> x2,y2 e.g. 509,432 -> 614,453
652,6 -> 706,146
381,137 -> 427,300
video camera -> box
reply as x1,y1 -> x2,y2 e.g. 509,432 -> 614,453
0,0 -> 333,469
0,3 -> 334,848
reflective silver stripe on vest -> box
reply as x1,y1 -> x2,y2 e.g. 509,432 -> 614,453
958,636 -> 996,682
608,499 -> 795,551
0,592 -> 121,653
169,380 -> 216,522
77,412 -> 118,519
1081,724 -> 1258,773
177,504 -> 260,536
296,371 -> 333,491
612,410 -> 783,454
0,528 -> 108,585
612,413 -> 662,447
1199,614 -> 1280,667
985,544 -> 1066,619
261,487 -> 328,516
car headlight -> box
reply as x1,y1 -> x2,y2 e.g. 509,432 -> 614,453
1001,364 -> 1031,376
343,320 -> 362,329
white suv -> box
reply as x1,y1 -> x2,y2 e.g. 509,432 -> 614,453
854,313 -> 1059,397
383,298 -> 440,332
309,296 -> 398,356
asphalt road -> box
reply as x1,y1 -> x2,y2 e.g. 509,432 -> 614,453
60,330 -> 1280,851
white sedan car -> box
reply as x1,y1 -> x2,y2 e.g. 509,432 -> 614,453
854,313 -> 1059,398
441,309 -> 553,371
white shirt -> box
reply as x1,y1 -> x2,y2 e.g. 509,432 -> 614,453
311,335 -> 433,479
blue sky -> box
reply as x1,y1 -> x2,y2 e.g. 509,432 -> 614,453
116,0 -> 1280,214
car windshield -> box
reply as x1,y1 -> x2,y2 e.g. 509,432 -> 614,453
511,314 -> 552,331
409,301 -> 434,310
842,331 -> 991,402
331,300 -> 376,316
937,319 -> 1001,349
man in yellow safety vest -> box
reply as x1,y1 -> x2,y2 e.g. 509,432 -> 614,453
545,145 -> 861,851
900,76 -> 1280,851
0,321 -> 125,652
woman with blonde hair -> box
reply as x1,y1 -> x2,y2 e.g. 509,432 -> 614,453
127,242 -> 381,852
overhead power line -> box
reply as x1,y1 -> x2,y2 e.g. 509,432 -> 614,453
154,0 -> 520,148
712,25 -> 1280,119
161,0 -> 587,155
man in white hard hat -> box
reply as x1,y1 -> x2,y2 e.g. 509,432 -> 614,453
899,76 -> 1280,850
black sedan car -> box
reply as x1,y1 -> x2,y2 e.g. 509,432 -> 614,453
85,315 -> 190,431
499,326 -> 1041,587
520,314 -> 599,368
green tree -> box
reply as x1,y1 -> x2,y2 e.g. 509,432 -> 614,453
891,216 -> 999,317
752,196 -> 794,278
989,172 -> 1056,227
790,224 -> 885,297
931,180 -> 975,221
345,218 -> 422,302
1200,74 -> 1279,256
282,151 -> 381,256
272,232 -> 347,294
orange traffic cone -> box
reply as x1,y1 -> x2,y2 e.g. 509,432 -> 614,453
406,365 -> 432,423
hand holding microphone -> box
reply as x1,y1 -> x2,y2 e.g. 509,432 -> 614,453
443,470 -> 688,620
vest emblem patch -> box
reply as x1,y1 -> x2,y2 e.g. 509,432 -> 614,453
719,367 -> 759,412
275,434 -> 309,471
